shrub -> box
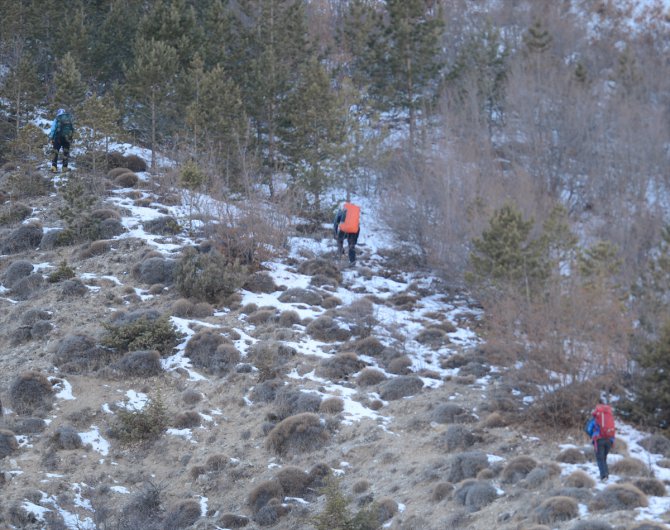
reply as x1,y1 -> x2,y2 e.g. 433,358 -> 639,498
639,434 -> 670,456
317,352 -> 366,381
556,447 -> 586,464
387,355 -> 412,375
3,260 -> 33,287
22,308 -> 51,325
61,278 -> 88,297
274,388 -> 322,420
113,350 -> 163,377
163,500 -> 201,530
312,477 -> 379,530
320,397 -> 345,414
102,314 -> 182,356
629,523 -> 669,530
248,480 -> 284,515
1,222 -> 43,254
353,336 -> 386,357
243,272 -> 278,294
431,482 -> 453,502
415,327 -> 449,347
110,394 -> 168,444
54,334 -> 117,373
277,287 -> 323,306
172,298 -> 194,317
0,202 -> 31,225
174,247 -> 248,303
144,216 -> 181,236
6,417 -> 46,435
480,412 -> 505,427
590,483 -> 648,511
124,154 -> 148,172
298,258 -> 341,283
306,315 -> 352,342
459,361 -> 490,378
524,463 -> 560,488
563,470 -> 595,489
9,372 -> 53,415
501,456 -> 538,484
217,514 -> 250,528
247,308 -> 278,325
185,330 -> 239,375
441,425 -> 478,452
51,425 -> 83,450
454,479 -> 498,512
265,413 -> 330,456
10,273 -> 43,300
98,217 -> 125,239
609,457 -> 650,477
251,380 -> 282,403
356,368 -> 387,387
353,480 -> 370,494
534,496 -> 579,524
275,466 -> 311,496
174,411 -> 201,429
431,403 -> 471,424
119,482 -> 164,529
446,451 -> 489,483
78,240 -> 112,259
0,429 -> 18,458
114,171 -> 138,187
278,310 -> 301,327
632,477 -> 666,496
379,376 -> 423,401
135,257 -> 175,285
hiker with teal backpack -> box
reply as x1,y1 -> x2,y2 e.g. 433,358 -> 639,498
585,401 -> 616,482
48,108 -> 74,173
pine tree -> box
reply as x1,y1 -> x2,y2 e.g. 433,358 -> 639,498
635,321 -> 670,428
53,53 -> 87,111
523,19 -> 553,54
3,39 -> 41,137
78,93 -> 121,174
126,37 -> 179,170
282,56 -> 344,211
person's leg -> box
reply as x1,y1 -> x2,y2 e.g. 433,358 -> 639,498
347,232 -> 357,263
595,439 -> 610,479
601,439 -> 611,478
62,140 -> 70,169
337,231 -> 345,255
51,141 -> 60,170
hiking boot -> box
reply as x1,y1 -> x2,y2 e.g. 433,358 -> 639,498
62,166 -> 69,173
50,166 -> 58,173
600,475 -> 608,482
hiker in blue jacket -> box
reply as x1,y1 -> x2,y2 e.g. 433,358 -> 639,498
48,109 -> 74,173
585,402 -> 616,482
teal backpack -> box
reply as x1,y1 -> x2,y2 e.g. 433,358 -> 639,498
56,113 -> 74,143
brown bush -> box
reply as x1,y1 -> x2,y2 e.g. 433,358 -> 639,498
114,171 -> 138,188
164,499 -> 201,529
356,368 -> 387,387
563,470 -> 595,489
319,397 -> 344,414
632,477 -> 666,497
639,434 -> 670,456
387,355 -> 412,375
247,480 -> 283,515
247,308 -> 278,325
173,411 -> 201,429
353,479 -> 370,494
556,447 -> 586,464
265,413 -> 330,456
306,315 -> 352,342
217,514 -> 250,528
431,403 -> 473,424
113,350 -> 163,377
275,466 -> 311,496
182,389 -> 202,406
415,327 -> 449,347
243,272 -> 278,294
441,425 -> 479,452
590,483 -> 648,511
454,479 -> 498,512
431,482 -> 454,502
534,496 -> 578,524
480,412 -> 506,428
379,376 -> 423,400
446,451 -> 489,483
0,430 -> 18,458
277,287 -> 323,306
273,387 -> 322,420
9,372 -> 53,415
353,336 -> 386,357
609,457 -> 650,477
316,352 -> 366,381
501,456 -> 537,484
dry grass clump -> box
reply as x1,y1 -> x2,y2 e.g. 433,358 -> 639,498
185,330 -> 239,375
415,327 -> 450,347
376,497 -> 398,522
1,222 -> 43,254
431,482 -> 454,502
265,413 -> 330,456
567,521 -> 613,530
306,315 -> 352,342
353,336 -> 385,357
556,447 -> 586,464
173,411 -> 201,429
629,522 -> 669,530
387,355 -> 412,374
273,387 -> 322,420
501,456 -> 538,484
277,287 -> 323,306
247,480 -> 283,515
217,514 -> 250,528
243,271 -> 278,294
51,425 -> 83,450
480,412 -> 506,428
563,470 -> 595,489
3,260 -> 33,287
0,202 -> 30,225
639,434 -> 670,456
181,389 -> 202,406
172,299 -> 194,317
133,256 -> 175,285
431,403 -> 473,424
590,483 -> 648,511
275,466 -> 311,496
320,397 -> 345,414
298,258 -> 342,283
316,352 -> 366,381
0,430 -> 18,458
524,463 -> 561,489
454,479 -> 498,512
632,477 -> 666,497
143,216 -> 181,236
247,308 -> 278,325
10,273 -> 44,300
379,376 -> 423,401
278,310 -> 301,327
112,350 -> 163,377
609,457 -> 650,477
356,368 -> 387,387
447,451 -> 489,483
441,425 -> 479,452
78,239 -> 112,259
164,500 -> 201,529
534,496 -> 578,524
54,334 -> 117,373
114,171 -> 138,188
9,372 -> 53,415
353,479 -> 370,494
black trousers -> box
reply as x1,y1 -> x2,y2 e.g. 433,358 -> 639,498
52,137 -> 71,168
337,230 -> 359,263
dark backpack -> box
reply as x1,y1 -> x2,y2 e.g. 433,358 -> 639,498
56,113 -> 74,143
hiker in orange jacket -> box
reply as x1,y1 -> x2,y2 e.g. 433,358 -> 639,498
334,202 -> 360,265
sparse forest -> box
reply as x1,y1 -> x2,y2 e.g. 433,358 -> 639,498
2,0 -> 670,528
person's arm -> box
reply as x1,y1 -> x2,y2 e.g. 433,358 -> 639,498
333,210 -> 342,237
48,119 -> 57,140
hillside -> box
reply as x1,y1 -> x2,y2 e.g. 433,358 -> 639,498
0,156 -> 669,530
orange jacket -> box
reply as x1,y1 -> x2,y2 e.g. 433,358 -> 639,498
338,203 -> 360,234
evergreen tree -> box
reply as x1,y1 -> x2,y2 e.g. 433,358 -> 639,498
126,38 -> 179,170
239,0 -> 311,195
53,52 -> 87,111
282,57 -> 344,210
370,0 -> 444,145
468,204 -> 548,301
523,19 -> 553,54
3,39 -> 42,137
635,321 -> 670,428
78,93 -> 121,174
